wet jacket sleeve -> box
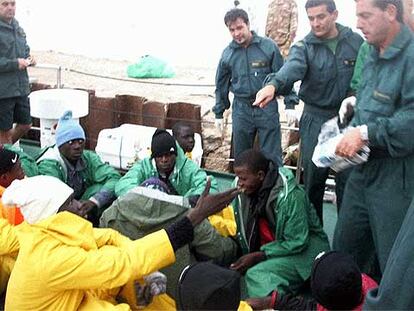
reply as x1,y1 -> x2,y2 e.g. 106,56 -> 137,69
265,42 -> 308,96
41,229 -> 175,291
192,218 -> 239,265
0,218 -> 19,256
213,50 -> 232,119
367,68 -> 414,157
260,188 -> 310,258
115,161 -> 148,197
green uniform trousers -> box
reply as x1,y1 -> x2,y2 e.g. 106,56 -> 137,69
333,156 -> 414,274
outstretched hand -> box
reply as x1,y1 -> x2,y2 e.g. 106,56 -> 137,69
187,178 -> 239,226
252,85 -> 276,108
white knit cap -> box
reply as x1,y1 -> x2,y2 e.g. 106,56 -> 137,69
2,176 -> 74,224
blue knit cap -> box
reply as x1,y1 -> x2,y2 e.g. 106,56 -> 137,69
55,110 -> 85,147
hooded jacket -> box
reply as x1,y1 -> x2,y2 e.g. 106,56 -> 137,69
5,211 -> 175,310
37,146 -> 121,205
115,144 -> 218,197
232,167 -> 330,279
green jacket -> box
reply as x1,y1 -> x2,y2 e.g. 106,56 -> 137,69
232,167 -> 329,278
353,25 -> 414,159
213,31 -> 297,118
100,188 -> 239,298
115,144 -> 219,197
0,18 -> 30,99
266,24 -> 363,111
350,41 -> 371,93
37,146 -> 121,204
4,144 -> 38,177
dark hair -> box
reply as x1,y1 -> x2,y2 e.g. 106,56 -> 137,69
172,121 -> 192,137
305,0 -> 337,13
233,149 -> 270,174
373,0 -> 404,22
224,8 -> 249,26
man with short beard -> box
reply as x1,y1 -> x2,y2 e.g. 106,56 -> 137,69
253,0 -> 363,221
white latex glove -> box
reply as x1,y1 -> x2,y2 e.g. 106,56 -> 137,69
285,109 -> 297,125
339,96 -> 356,125
144,271 -> 167,296
215,118 -> 224,134
135,271 -> 167,307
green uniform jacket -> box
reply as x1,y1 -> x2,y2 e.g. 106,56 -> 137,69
37,146 -> 121,201
100,189 -> 239,298
353,25 -> 414,160
4,144 -> 38,177
115,144 -> 218,197
232,167 -> 330,279
213,31 -> 296,118
265,24 -> 363,110
0,18 -> 30,99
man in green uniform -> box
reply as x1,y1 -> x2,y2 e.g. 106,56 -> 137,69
37,111 -> 121,226
214,8 -> 297,167
229,149 -> 329,297
334,0 -> 414,276
0,0 -> 35,144
115,129 -> 218,200
253,0 -> 363,221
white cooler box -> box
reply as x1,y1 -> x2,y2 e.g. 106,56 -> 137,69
95,124 -> 203,170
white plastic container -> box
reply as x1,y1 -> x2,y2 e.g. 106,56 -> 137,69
95,124 -> 203,170
30,89 -> 89,147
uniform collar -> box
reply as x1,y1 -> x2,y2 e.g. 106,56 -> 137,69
377,24 -> 413,60
230,31 -> 260,49
305,23 -> 351,45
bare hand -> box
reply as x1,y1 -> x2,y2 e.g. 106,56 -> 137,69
79,200 -> 97,217
186,178 -> 240,226
246,296 -> 273,310
27,55 -> 36,66
252,85 -> 276,108
17,58 -> 30,70
230,251 -> 265,274
335,128 -> 365,158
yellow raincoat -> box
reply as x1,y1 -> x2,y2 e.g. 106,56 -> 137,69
0,186 -> 20,294
5,211 -> 176,310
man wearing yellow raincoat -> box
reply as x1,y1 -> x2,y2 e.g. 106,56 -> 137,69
2,175 -> 239,310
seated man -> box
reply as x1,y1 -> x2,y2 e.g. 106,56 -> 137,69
1,143 -> 38,177
2,175 -> 239,310
0,149 -> 21,294
172,122 -> 201,166
247,251 -> 377,311
230,149 -> 330,297
37,110 -> 121,226
101,177 -> 239,301
116,128 -> 218,200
